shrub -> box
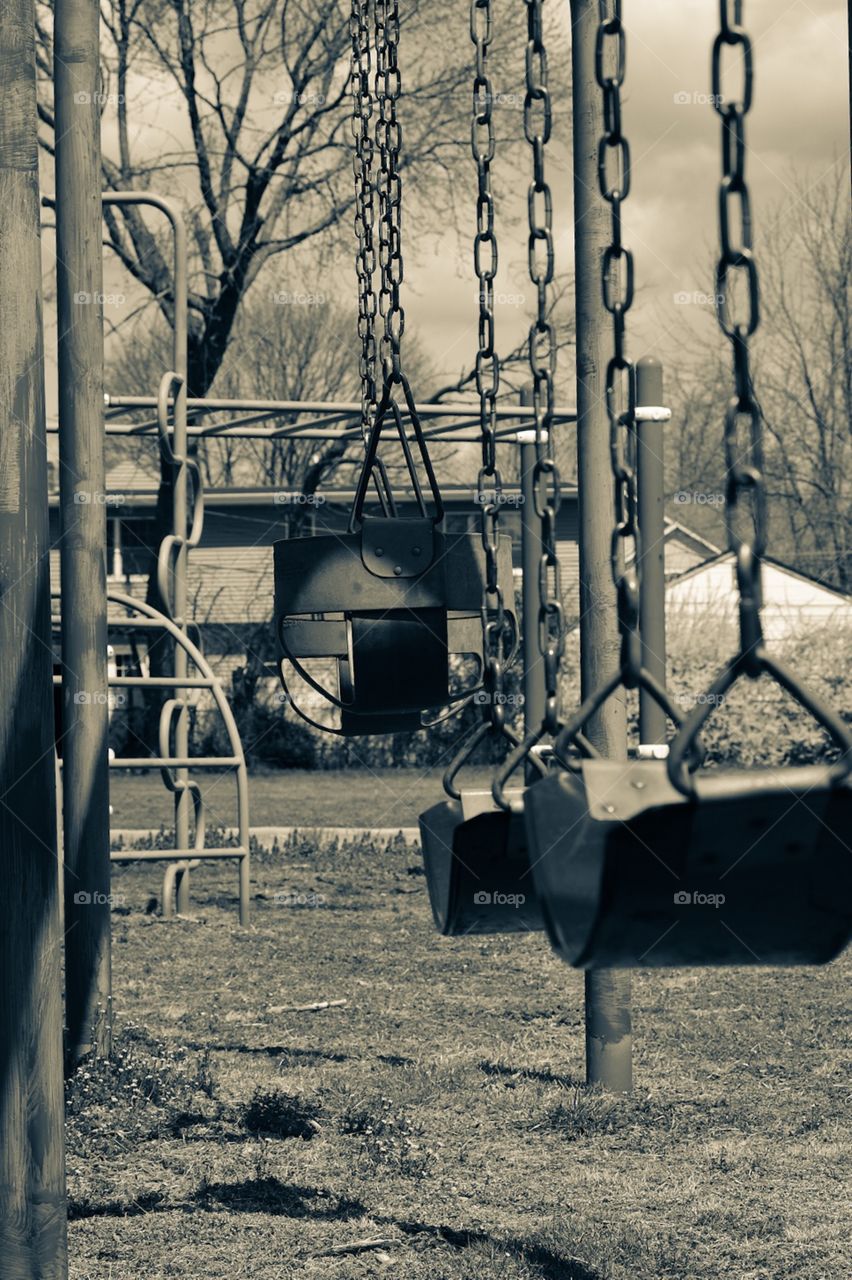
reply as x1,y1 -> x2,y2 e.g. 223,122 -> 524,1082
195,701 -> 317,768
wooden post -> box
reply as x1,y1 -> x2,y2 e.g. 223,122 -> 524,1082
570,0 -> 632,1093
0,0 -> 69,1271
54,0 -> 113,1072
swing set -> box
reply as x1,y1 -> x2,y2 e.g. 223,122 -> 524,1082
276,0 -> 852,969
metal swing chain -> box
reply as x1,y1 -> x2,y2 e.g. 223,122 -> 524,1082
525,0 -> 563,735
471,0 -> 509,730
712,0 -> 765,670
666,0 -> 852,789
374,0 -> 405,384
350,0 -> 378,443
595,0 -> 642,676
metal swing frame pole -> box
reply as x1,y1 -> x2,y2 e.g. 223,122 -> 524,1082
636,356 -> 670,749
0,0 -> 69,1268
55,0 -> 113,1074
518,389 -> 547,767
570,0 -> 632,1092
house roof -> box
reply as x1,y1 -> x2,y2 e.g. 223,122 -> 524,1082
47,518 -> 731,630
661,521 -> 720,557
668,550 -> 852,602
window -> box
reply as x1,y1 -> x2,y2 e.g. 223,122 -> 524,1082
107,517 -> 158,577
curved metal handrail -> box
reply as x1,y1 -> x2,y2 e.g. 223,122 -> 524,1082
108,590 -> 251,924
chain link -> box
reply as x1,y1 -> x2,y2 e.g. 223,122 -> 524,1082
713,0 -> 764,648
350,0 -> 378,442
375,0 -> 404,383
524,0 -> 562,734
595,0 -> 640,666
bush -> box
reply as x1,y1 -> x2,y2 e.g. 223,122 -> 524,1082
661,610 -> 851,768
204,607 -> 850,773
195,701 -> 317,769
549,608 -> 851,770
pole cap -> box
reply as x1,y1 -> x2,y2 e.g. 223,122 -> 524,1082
636,355 -> 664,408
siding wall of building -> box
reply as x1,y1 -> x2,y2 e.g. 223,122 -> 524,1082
667,556 -> 852,643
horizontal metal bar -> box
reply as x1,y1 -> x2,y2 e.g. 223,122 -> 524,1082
51,674 -> 215,689
70,423 -> 513,444
110,676 -> 214,688
110,756 -> 240,768
110,846 -> 248,863
190,408 -> 355,433
49,419 -> 568,444
51,616 -> 200,632
102,393 -> 578,421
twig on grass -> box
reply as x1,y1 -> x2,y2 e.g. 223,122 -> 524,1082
266,998 -> 345,1008
316,1238 -> 399,1257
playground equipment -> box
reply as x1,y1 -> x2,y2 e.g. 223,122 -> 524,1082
274,398 -> 517,735
274,0 -> 518,734
44,192 -> 252,930
424,0 -> 852,970
519,0 -> 852,968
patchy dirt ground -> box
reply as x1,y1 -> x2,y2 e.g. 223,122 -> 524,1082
67,835 -> 851,1280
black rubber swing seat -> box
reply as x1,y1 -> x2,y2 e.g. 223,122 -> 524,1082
523,760 -> 852,968
419,788 -> 544,935
274,514 -> 516,734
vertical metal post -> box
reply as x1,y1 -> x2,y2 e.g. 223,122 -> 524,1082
570,0 -> 632,1092
636,356 -> 669,748
170,239 -> 191,921
0,0 -> 69,1268
518,389 -> 546,777
54,0 -> 113,1072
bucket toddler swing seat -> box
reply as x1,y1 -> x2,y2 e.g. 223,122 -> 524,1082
520,580 -> 852,968
274,383 -> 516,735
419,716 -> 547,936
274,0 -> 516,737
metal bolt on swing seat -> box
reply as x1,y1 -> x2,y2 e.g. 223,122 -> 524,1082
375,546 -> 384,556
393,565 -> 402,575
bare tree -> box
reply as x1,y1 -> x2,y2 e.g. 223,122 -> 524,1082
108,269 -> 576,526
665,167 -> 851,587
36,0 -> 559,396
38,0 -> 570,609
757,167 -> 851,589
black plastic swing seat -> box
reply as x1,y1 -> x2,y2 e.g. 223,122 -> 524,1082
524,760 -> 852,968
275,516 -> 516,733
419,790 -> 544,935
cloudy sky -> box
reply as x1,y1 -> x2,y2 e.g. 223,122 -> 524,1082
402,0 -> 850,396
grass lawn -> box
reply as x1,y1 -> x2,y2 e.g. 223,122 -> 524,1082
66,834 -> 851,1280
109,767 -> 495,830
